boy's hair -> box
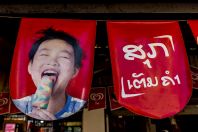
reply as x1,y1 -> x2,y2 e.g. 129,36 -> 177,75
29,28 -> 83,68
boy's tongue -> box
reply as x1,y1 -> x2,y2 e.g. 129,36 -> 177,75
42,73 -> 57,85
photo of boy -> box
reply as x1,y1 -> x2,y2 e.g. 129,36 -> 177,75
13,28 -> 85,120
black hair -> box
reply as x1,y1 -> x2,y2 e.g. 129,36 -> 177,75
29,28 -> 83,68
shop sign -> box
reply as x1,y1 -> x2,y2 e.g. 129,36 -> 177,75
88,87 -> 106,110
0,92 -> 10,115
108,86 -> 122,111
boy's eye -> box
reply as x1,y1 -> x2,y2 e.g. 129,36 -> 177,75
59,56 -> 69,59
40,54 -> 48,56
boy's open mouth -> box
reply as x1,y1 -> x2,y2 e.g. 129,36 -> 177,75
41,70 -> 59,84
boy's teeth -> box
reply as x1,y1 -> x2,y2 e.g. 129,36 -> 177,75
44,71 -> 56,74
42,70 -> 58,77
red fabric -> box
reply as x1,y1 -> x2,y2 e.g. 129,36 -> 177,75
188,20 -> 198,45
108,86 -> 122,110
10,18 -> 96,100
107,21 -> 192,119
0,92 -> 10,115
9,100 -> 21,114
88,87 -> 106,110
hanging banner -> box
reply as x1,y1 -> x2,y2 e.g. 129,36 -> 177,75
187,20 -> 198,89
189,55 -> 198,89
88,87 -> 106,110
190,66 -> 198,89
107,86 -> 122,111
188,20 -> 198,45
107,21 -> 192,119
10,18 -> 96,120
9,100 -> 21,114
0,92 -> 10,115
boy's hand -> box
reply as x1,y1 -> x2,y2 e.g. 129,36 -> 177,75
28,108 -> 56,120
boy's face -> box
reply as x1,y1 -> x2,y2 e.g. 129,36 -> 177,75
28,39 -> 78,94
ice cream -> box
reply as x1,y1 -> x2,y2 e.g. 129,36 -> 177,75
32,76 -> 54,109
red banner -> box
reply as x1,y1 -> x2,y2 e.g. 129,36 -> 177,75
188,20 -> 198,45
108,86 -> 122,111
188,20 -> 198,89
9,100 -> 21,114
88,87 -> 106,110
0,92 -> 10,115
107,21 -> 192,119
9,18 -> 96,120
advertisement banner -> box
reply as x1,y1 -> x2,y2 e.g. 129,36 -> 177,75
188,20 -> 198,45
187,20 -> 198,89
190,66 -> 198,89
9,100 -> 21,114
107,21 -> 192,119
88,87 -> 106,110
107,86 -> 122,111
10,18 -> 96,120
0,92 -> 10,115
